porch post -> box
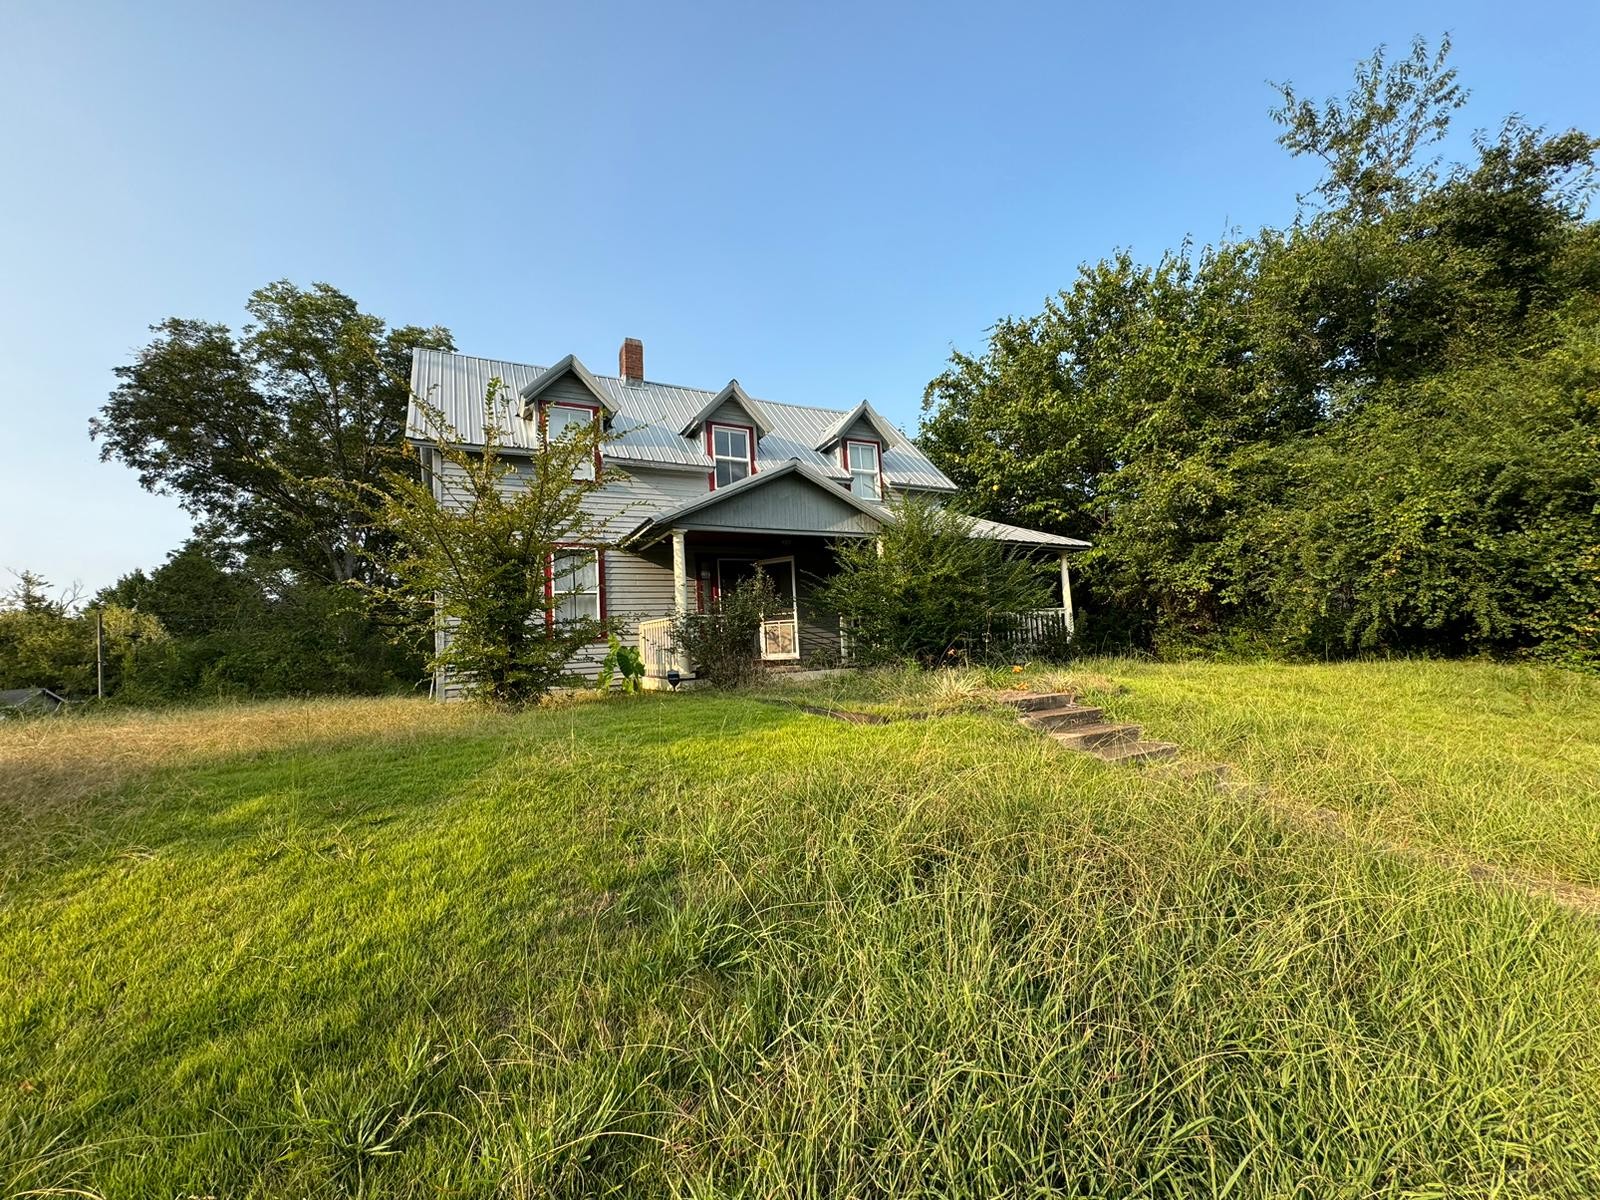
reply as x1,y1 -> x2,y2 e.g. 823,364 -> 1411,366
1058,551 -> 1075,635
671,529 -> 690,615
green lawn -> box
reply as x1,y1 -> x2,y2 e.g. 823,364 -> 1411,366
5,665 -> 1600,1196
799,659 -> 1600,887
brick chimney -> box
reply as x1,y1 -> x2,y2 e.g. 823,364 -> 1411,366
619,337 -> 644,382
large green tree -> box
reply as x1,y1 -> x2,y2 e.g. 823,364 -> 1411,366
92,281 -> 454,585
920,38 -> 1600,664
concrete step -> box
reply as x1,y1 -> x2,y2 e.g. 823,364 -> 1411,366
1090,739 -> 1180,765
1050,722 -> 1141,750
1020,705 -> 1105,732
994,691 -> 1077,712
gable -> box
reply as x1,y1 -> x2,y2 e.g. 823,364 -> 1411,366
836,415 -> 884,456
679,379 -> 773,440
517,354 -> 615,417
673,472 -> 881,536
541,375 -> 606,411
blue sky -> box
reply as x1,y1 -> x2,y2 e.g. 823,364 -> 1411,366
3,0 -> 1597,593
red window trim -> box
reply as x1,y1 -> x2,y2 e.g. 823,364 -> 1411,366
545,545 -> 607,643
842,437 -> 883,499
542,400 -> 604,477
706,421 -> 758,490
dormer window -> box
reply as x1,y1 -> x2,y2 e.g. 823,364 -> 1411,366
710,423 -> 754,489
546,402 -> 600,481
845,439 -> 882,500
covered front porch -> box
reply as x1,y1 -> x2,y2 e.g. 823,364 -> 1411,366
621,459 -> 1083,684
635,529 -> 855,682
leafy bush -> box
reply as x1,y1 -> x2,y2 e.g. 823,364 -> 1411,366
818,494 -> 1054,667
669,572 -> 779,687
597,634 -> 646,694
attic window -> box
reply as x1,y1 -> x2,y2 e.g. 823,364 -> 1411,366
710,423 -> 754,489
845,439 -> 882,500
546,402 -> 599,481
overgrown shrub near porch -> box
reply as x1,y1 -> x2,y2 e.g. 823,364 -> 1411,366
669,572 -> 780,687
819,494 -> 1055,667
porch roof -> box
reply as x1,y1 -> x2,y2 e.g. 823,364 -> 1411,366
623,459 -> 1091,551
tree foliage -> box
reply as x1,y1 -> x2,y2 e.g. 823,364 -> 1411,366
368,382 -> 615,705
817,495 -> 1054,666
920,38 -> 1600,666
91,281 -> 454,586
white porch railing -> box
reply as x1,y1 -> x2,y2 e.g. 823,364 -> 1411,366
1000,607 -> 1075,645
638,617 -> 683,678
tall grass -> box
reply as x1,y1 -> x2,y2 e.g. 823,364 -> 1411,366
5,680 -> 1600,1195
1068,659 -> 1600,887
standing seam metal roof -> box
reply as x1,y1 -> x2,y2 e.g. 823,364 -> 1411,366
406,349 -> 958,492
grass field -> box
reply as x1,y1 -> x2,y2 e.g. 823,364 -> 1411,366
800,659 -> 1600,887
4,662 -> 1600,1196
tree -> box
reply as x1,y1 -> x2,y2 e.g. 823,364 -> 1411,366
0,573 -> 166,696
918,37 -> 1600,665
1270,35 -> 1466,221
97,537 -> 265,638
817,494 -> 1053,666
367,381 -> 616,705
91,281 -> 454,586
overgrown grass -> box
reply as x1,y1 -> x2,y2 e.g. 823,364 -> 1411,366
5,672 -> 1600,1196
797,658 -> 1600,887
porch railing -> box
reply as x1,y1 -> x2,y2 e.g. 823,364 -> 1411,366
837,608 -> 1074,663
637,617 -> 683,678
995,607 -> 1074,649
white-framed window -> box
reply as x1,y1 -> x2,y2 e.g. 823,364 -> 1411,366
546,403 -> 598,481
551,549 -> 601,624
710,423 -> 753,489
846,439 -> 882,500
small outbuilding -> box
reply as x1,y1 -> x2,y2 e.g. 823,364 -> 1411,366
0,688 -> 68,718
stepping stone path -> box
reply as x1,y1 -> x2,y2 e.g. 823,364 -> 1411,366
994,692 -> 1179,765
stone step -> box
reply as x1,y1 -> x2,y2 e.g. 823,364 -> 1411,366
1050,722 -> 1141,750
1090,739 -> 1180,765
1019,705 -> 1105,732
994,691 -> 1077,712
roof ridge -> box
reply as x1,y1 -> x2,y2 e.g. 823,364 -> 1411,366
414,348 -> 876,422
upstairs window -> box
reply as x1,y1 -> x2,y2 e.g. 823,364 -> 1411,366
550,549 -> 601,624
845,439 -> 882,500
710,423 -> 753,489
546,402 -> 599,481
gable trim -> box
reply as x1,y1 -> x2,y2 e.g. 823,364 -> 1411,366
815,399 -> 901,452
679,379 -> 774,439
517,354 -> 616,417
623,458 -> 889,544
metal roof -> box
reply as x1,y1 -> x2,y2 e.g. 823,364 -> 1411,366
964,516 -> 1091,550
407,349 -> 959,492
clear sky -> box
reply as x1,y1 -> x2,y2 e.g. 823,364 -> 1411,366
3,0 -> 1597,594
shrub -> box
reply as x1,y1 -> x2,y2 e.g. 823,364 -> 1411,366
819,495 -> 1054,667
368,381 -> 616,705
669,572 -> 779,687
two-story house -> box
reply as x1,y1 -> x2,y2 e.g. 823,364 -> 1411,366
407,338 -> 1087,693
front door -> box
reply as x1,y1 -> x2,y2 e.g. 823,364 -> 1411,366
716,556 -> 800,661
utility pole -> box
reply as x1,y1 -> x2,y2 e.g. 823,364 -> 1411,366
96,609 -> 104,700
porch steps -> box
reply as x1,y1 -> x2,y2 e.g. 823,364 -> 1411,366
997,692 -> 1179,766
